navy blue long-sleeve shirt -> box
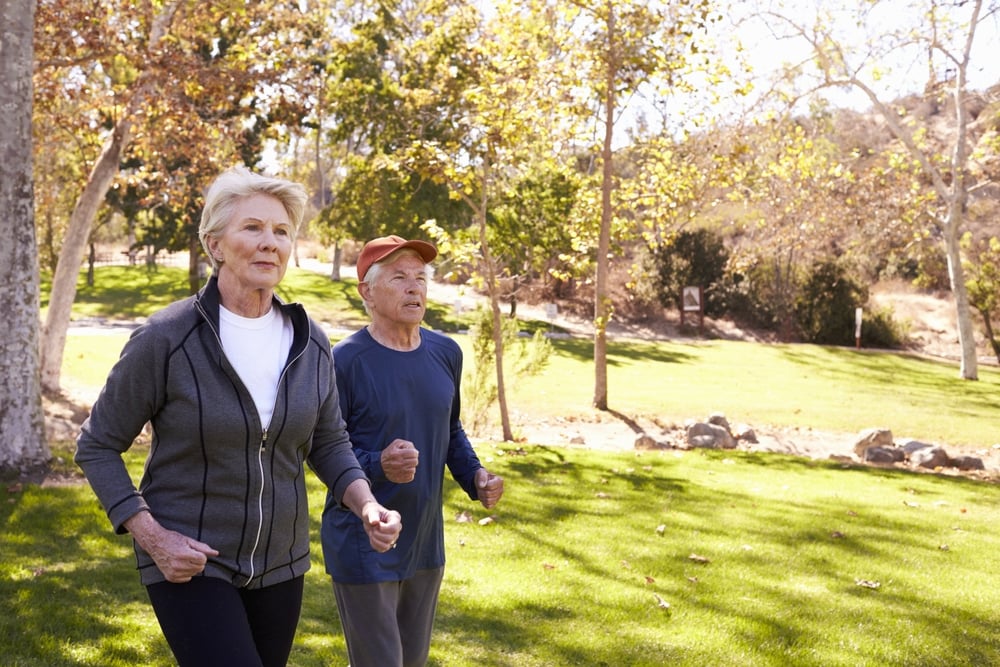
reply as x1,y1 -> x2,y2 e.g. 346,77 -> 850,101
321,327 -> 482,584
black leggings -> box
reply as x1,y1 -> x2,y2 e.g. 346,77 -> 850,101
146,575 -> 303,667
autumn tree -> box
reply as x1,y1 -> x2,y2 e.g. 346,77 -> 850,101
757,0 -> 997,379
1,0 -> 48,471
33,0 -> 321,392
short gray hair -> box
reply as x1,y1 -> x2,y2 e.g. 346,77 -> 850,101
199,166 -> 308,271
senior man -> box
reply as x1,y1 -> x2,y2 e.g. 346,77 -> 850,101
321,235 -> 505,667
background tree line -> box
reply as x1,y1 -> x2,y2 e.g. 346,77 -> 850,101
3,0 -> 998,471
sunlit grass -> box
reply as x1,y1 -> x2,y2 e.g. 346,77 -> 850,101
12,264 -> 997,665
5,444 -> 997,666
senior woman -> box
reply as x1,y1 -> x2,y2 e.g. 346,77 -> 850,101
76,166 -> 401,667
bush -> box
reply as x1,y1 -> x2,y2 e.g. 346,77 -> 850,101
650,229 -> 729,317
861,304 -> 908,349
794,259 -> 867,345
714,253 -> 781,331
462,306 -> 552,435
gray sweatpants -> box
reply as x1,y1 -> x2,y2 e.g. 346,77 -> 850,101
333,566 -> 445,667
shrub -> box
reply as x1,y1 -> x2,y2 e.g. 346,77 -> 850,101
649,229 -> 729,317
714,252 -> 781,331
462,306 -> 552,435
861,304 -> 908,349
794,259 -> 867,345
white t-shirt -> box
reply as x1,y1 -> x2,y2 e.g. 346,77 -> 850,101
219,305 -> 293,429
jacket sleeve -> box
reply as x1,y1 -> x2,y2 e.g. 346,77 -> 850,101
307,346 -> 369,505
74,325 -> 164,534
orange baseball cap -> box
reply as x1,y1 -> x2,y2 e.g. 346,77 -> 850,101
356,235 -> 437,282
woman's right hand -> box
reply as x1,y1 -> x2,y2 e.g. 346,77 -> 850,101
124,511 -> 219,583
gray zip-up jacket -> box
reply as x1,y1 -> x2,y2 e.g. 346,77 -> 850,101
75,276 -> 367,588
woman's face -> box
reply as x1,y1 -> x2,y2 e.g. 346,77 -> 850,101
208,194 -> 293,292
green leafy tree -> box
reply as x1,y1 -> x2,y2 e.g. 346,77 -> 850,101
398,0 -> 580,439
314,0 -> 472,254
488,161 -> 583,313
962,234 -> 1000,364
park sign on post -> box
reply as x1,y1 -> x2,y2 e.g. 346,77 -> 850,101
681,286 -> 704,335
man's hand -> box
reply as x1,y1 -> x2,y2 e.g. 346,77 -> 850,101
381,439 -> 419,483
124,511 -> 218,583
475,468 -> 504,510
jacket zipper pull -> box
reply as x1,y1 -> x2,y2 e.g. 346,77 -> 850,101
261,428 -> 268,451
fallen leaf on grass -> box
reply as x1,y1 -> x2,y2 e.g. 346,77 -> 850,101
655,524 -> 666,536
644,576 -> 656,585
595,492 -> 610,499
7,483 -> 23,494
688,553 -> 711,564
478,516 -> 495,526
455,510 -> 473,523
855,579 -> 881,590
543,563 -> 556,570
652,593 -> 671,611
831,531 -> 845,539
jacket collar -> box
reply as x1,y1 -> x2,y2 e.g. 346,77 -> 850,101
196,275 -> 313,357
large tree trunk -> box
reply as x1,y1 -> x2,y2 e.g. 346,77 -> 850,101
0,0 -> 48,470
943,209 -> 979,380
39,121 -> 132,393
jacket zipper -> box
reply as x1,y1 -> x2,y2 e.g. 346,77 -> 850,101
196,298 -> 308,588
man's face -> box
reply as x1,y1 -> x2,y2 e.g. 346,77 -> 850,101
364,253 -> 428,326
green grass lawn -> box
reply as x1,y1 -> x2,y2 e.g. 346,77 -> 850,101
3,443 -> 998,666
6,264 -> 996,666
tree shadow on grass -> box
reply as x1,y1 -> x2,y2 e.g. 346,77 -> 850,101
0,484 -> 175,666
438,445 -> 1000,666
547,337 -> 698,365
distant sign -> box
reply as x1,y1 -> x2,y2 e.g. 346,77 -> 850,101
682,286 -> 702,312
